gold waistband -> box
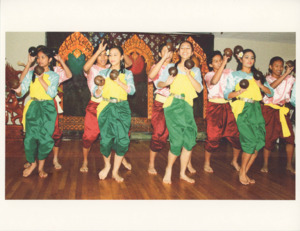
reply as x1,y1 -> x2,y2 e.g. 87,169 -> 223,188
208,98 -> 229,104
103,97 -> 126,103
31,97 -> 51,101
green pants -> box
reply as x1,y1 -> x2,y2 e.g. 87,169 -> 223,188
236,101 -> 266,154
24,100 -> 57,163
164,98 -> 197,156
98,101 -> 131,157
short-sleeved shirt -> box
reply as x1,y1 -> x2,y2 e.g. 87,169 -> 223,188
262,74 -> 295,106
205,68 -> 233,99
148,64 -> 170,97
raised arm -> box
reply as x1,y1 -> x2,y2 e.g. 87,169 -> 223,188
83,40 -> 107,73
19,54 -> 36,82
270,66 -> 294,89
54,54 -> 72,79
210,55 -> 229,85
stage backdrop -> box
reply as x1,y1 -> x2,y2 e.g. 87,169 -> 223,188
46,32 -> 214,133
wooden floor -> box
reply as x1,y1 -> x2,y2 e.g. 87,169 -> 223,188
5,139 -> 295,200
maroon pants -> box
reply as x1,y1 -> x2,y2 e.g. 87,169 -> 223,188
150,100 -> 169,152
262,105 -> 294,151
82,100 -> 100,149
52,97 -> 62,147
205,102 -> 241,152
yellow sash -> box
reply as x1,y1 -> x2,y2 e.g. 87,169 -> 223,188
209,98 -> 229,104
97,73 -> 127,117
155,94 -> 167,103
22,74 -> 53,131
230,78 -> 262,120
265,104 -> 290,137
163,71 -> 198,108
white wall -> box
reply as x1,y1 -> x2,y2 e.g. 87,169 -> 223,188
214,37 -> 296,74
5,32 -> 46,70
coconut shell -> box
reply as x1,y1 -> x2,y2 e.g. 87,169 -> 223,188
166,42 -> 174,52
28,47 -> 37,57
286,60 -> 295,68
239,79 -> 249,89
233,45 -> 243,56
184,59 -> 195,69
34,65 -> 44,76
168,66 -> 178,76
110,69 -> 119,80
253,70 -> 264,81
224,48 -> 233,58
94,75 -> 105,86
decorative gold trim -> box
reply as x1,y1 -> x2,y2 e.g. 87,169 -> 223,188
58,32 -> 94,63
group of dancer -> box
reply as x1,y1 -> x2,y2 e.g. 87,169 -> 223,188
12,38 -> 296,185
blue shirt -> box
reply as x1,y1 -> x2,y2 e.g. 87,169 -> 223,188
92,68 -> 136,98
18,70 -> 59,98
224,70 -> 274,100
290,82 -> 296,107
156,63 -> 203,92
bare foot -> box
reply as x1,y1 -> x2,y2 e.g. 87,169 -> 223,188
239,173 -> 249,185
24,162 -> 31,169
112,172 -> 124,182
80,162 -> 88,173
260,166 -> 269,173
187,163 -> 196,174
53,160 -> 62,170
286,165 -> 295,174
23,162 -> 37,177
98,164 -> 111,180
148,166 -> 157,175
246,175 -> 255,184
163,168 -> 172,184
231,161 -> 240,171
180,174 -> 195,184
204,164 -> 213,173
38,170 -> 48,178
122,159 -> 132,170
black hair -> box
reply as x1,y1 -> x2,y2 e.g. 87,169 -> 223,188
109,46 -> 125,74
158,43 -> 167,54
32,46 -> 53,82
175,40 -> 194,68
207,50 -> 222,71
268,56 -> 284,74
237,49 -> 265,84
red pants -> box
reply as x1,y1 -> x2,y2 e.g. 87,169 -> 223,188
150,100 -> 169,152
205,102 -> 241,152
52,97 -> 62,147
82,100 -> 100,149
262,105 -> 294,150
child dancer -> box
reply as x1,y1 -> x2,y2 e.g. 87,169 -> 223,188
13,47 -> 60,178
204,51 -> 241,173
93,46 -> 135,182
148,43 -> 175,174
157,41 -> 203,184
224,49 -> 274,185
261,57 -> 295,173
80,40 -> 132,172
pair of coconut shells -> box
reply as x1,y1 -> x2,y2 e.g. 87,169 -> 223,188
94,69 -> 120,86
168,59 -> 195,77
239,71 -> 265,89
28,47 -> 58,57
